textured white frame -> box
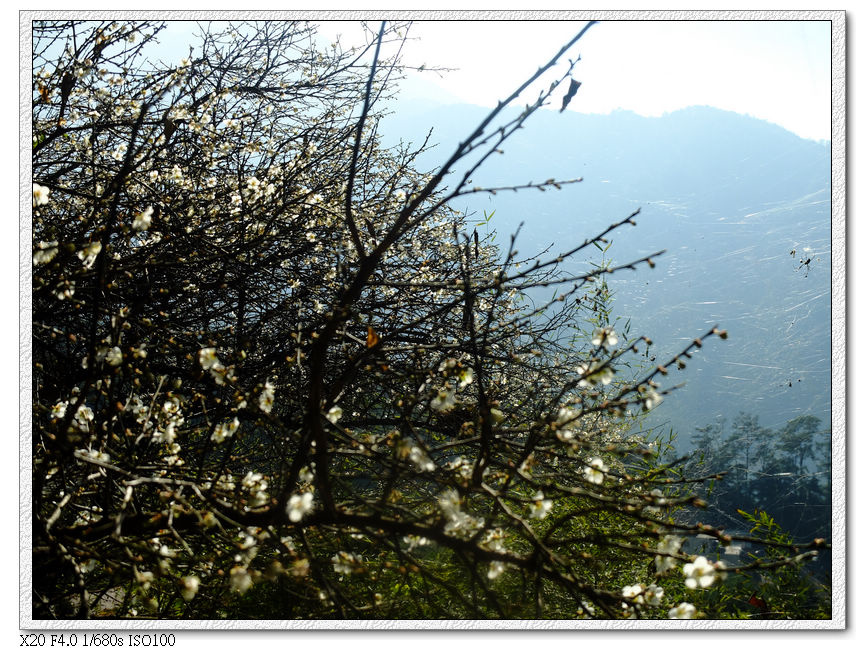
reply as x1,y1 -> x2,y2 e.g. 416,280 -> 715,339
19,9 -> 846,633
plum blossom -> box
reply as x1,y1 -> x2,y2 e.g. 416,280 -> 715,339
78,447 -> 110,463
655,535 -> 684,574
299,466 -> 315,484
430,386 -> 457,413
332,551 -> 363,575
50,401 -> 68,419
286,492 -> 314,523
556,406 -> 580,428
33,240 -> 58,265
229,565 -> 253,593
577,360 -> 614,387
621,584 -> 644,602
258,381 -> 275,413
644,584 -> 664,607
591,327 -> 618,350
153,419 -> 179,445
668,602 -> 697,619
403,535 -> 430,551
438,489 -> 461,517
198,348 -> 225,377
642,389 -> 664,411
77,241 -> 102,269
104,346 -> 123,366
133,206 -> 154,231
583,457 -> 608,485
438,489 -> 484,537
487,561 -> 506,580
446,456 -> 473,480
163,396 -> 181,415
397,439 -> 435,472
242,471 -> 269,509
198,348 -> 219,369
683,555 -> 716,589
74,404 -> 94,431
134,568 -> 155,592
291,558 -> 310,577
180,575 -> 200,601
325,405 -> 342,423
54,280 -> 75,300
211,417 -> 239,443
33,183 -> 50,206
528,491 -> 552,520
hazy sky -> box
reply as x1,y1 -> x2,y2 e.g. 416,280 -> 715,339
316,19 -> 831,142
154,19 -> 831,141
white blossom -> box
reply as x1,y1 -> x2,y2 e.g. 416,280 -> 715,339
642,389 -> 664,411
528,491 -> 553,520
33,183 -> 50,206
50,401 -> 68,419
258,381 -> 275,413
133,206 -> 154,231
668,602 -> 697,619
438,489 -> 461,517
622,584 -> 644,602
54,280 -> 75,300
77,447 -> 110,463
299,466 -> 315,483
398,439 -> 435,472
332,551 -> 363,575
33,240 -> 58,265
104,346 -> 123,366
74,404 -> 94,431
134,568 -> 155,591
644,584 -> 664,607
655,535 -> 684,574
77,241 -> 102,269
286,492 -> 314,522
180,575 -> 200,601
229,565 -> 253,593
211,417 -> 239,443
591,327 -> 618,350
325,405 -> 342,423
577,361 -> 614,387
683,555 -> 716,589
430,386 -> 457,413
403,535 -> 430,551
583,457 -> 608,485
487,561 -> 506,580
198,347 -> 222,371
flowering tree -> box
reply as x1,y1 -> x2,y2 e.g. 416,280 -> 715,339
31,20 -> 828,620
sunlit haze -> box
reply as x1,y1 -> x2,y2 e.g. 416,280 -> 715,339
316,20 -> 831,142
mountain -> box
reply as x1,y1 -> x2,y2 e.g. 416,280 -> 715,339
379,102 -> 832,447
